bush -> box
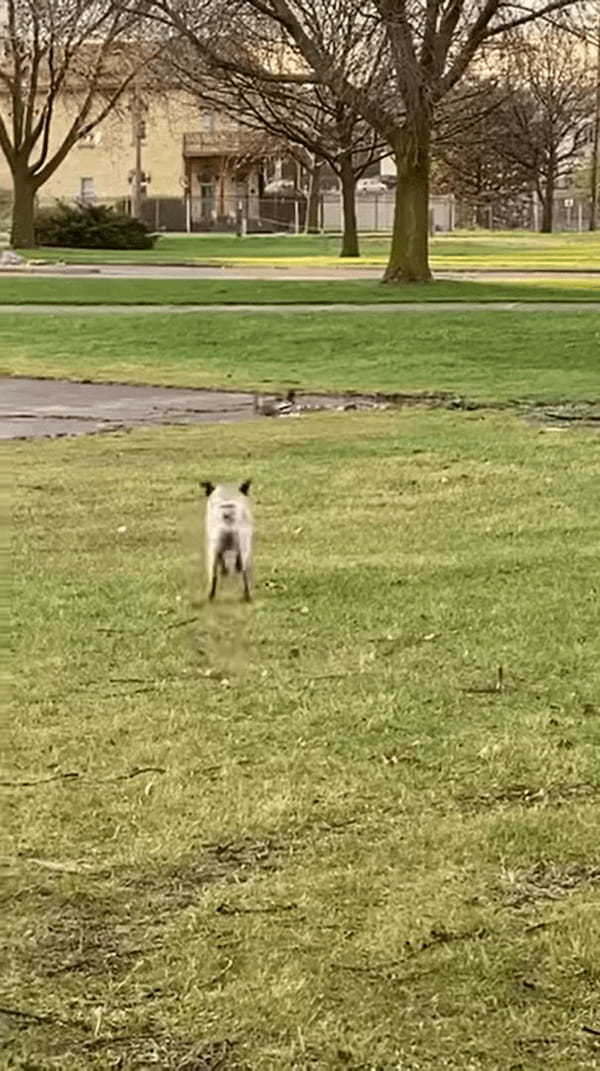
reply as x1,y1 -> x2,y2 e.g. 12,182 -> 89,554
34,201 -> 156,250
0,188 -> 12,229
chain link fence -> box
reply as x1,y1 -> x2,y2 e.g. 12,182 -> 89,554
31,190 -> 596,234
135,192 -> 594,234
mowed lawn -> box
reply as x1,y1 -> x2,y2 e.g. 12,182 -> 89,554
2,308 -> 599,402
1,276 -> 600,305
15,229 -> 600,270
5,410 -> 600,1069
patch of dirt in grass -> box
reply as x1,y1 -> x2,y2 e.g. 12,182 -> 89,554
500,861 -> 600,908
522,400 -> 600,429
127,835 -> 287,912
11,886 -> 162,983
457,780 -> 600,813
11,837 -> 286,976
275,391 -> 600,429
81,1034 -> 241,1069
3,842 -> 282,1065
1,1012 -> 241,1071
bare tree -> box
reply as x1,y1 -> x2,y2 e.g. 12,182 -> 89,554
149,5 -> 386,256
588,10 -> 600,229
487,25 -> 595,231
162,36 -> 386,254
221,86 -> 386,255
432,81 -> 534,227
167,0 -> 583,282
0,0 -> 153,247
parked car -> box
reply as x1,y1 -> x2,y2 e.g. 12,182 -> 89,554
356,176 -> 389,194
263,178 -> 298,196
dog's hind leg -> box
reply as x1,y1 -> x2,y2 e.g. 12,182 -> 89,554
207,540 -> 219,601
241,569 -> 251,603
238,530 -> 253,603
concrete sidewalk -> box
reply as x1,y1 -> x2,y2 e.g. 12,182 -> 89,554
4,378 -> 598,441
1,378 -> 256,439
1,378 -> 375,440
0,302 -> 599,315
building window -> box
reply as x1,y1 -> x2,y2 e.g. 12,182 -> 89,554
199,110 -> 216,135
78,131 -> 99,149
79,177 -> 96,202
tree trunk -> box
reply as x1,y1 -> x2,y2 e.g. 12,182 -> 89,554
540,190 -> 554,232
589,17 -> 600,232
383,122 -> 432,284
339,157 -> 359,257
305,162 -> 322,234
540,170 -> 555,233
10,172 -> 37,249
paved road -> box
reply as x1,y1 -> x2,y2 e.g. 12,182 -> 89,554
0,302 -> 599,315
1,264 -> 599,280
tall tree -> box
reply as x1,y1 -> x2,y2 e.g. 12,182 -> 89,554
588,10 -> 600,230
150,6 -> 386,256
161,36 -> 386,255
432,81 -> 534,227
489,24 -> 594,232
0,0 -> 151,247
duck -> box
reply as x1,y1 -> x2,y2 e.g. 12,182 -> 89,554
253,389 -> 297,417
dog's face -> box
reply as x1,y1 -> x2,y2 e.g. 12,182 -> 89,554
201,480 -> 251,498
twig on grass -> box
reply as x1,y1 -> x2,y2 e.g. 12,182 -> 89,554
97,766 -> 166,783
305,672 -> 361,684
0,772 -> 79,787
0,1005 -> 86,1031
333,960 -> 401,975
47,944 -> 163,977
108,677 -> 155,684
215,901 -> 298,916
96,615 -> 200,636
0,766 -> 165,788
102,686 -> 159,698
331,962 -> 438,987
461,664 -> 505,695
19,857 -> 98,874
165,615 -> 200,630
582,1025 -> 600,1037
0,1006 -> 56,1023
206,957 -> 234,988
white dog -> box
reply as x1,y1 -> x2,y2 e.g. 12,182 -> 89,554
201,479 -> 253,602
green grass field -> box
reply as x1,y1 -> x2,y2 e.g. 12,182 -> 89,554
5,411 -> 600,1069
2,309 -> 599,402
1,276 -> 600,305
15,230 -> 600,270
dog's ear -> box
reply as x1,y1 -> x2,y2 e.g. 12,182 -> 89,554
239,479 -> 252,496
201,481 -> 215,497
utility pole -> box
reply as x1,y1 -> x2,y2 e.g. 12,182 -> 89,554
589,12 -> 600,231
131,84 -> 145,220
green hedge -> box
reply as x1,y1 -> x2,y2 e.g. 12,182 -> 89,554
34,202 -> 156,250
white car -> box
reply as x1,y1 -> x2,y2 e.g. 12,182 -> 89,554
264,178 -> 297,195
356,176 -> 389,194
